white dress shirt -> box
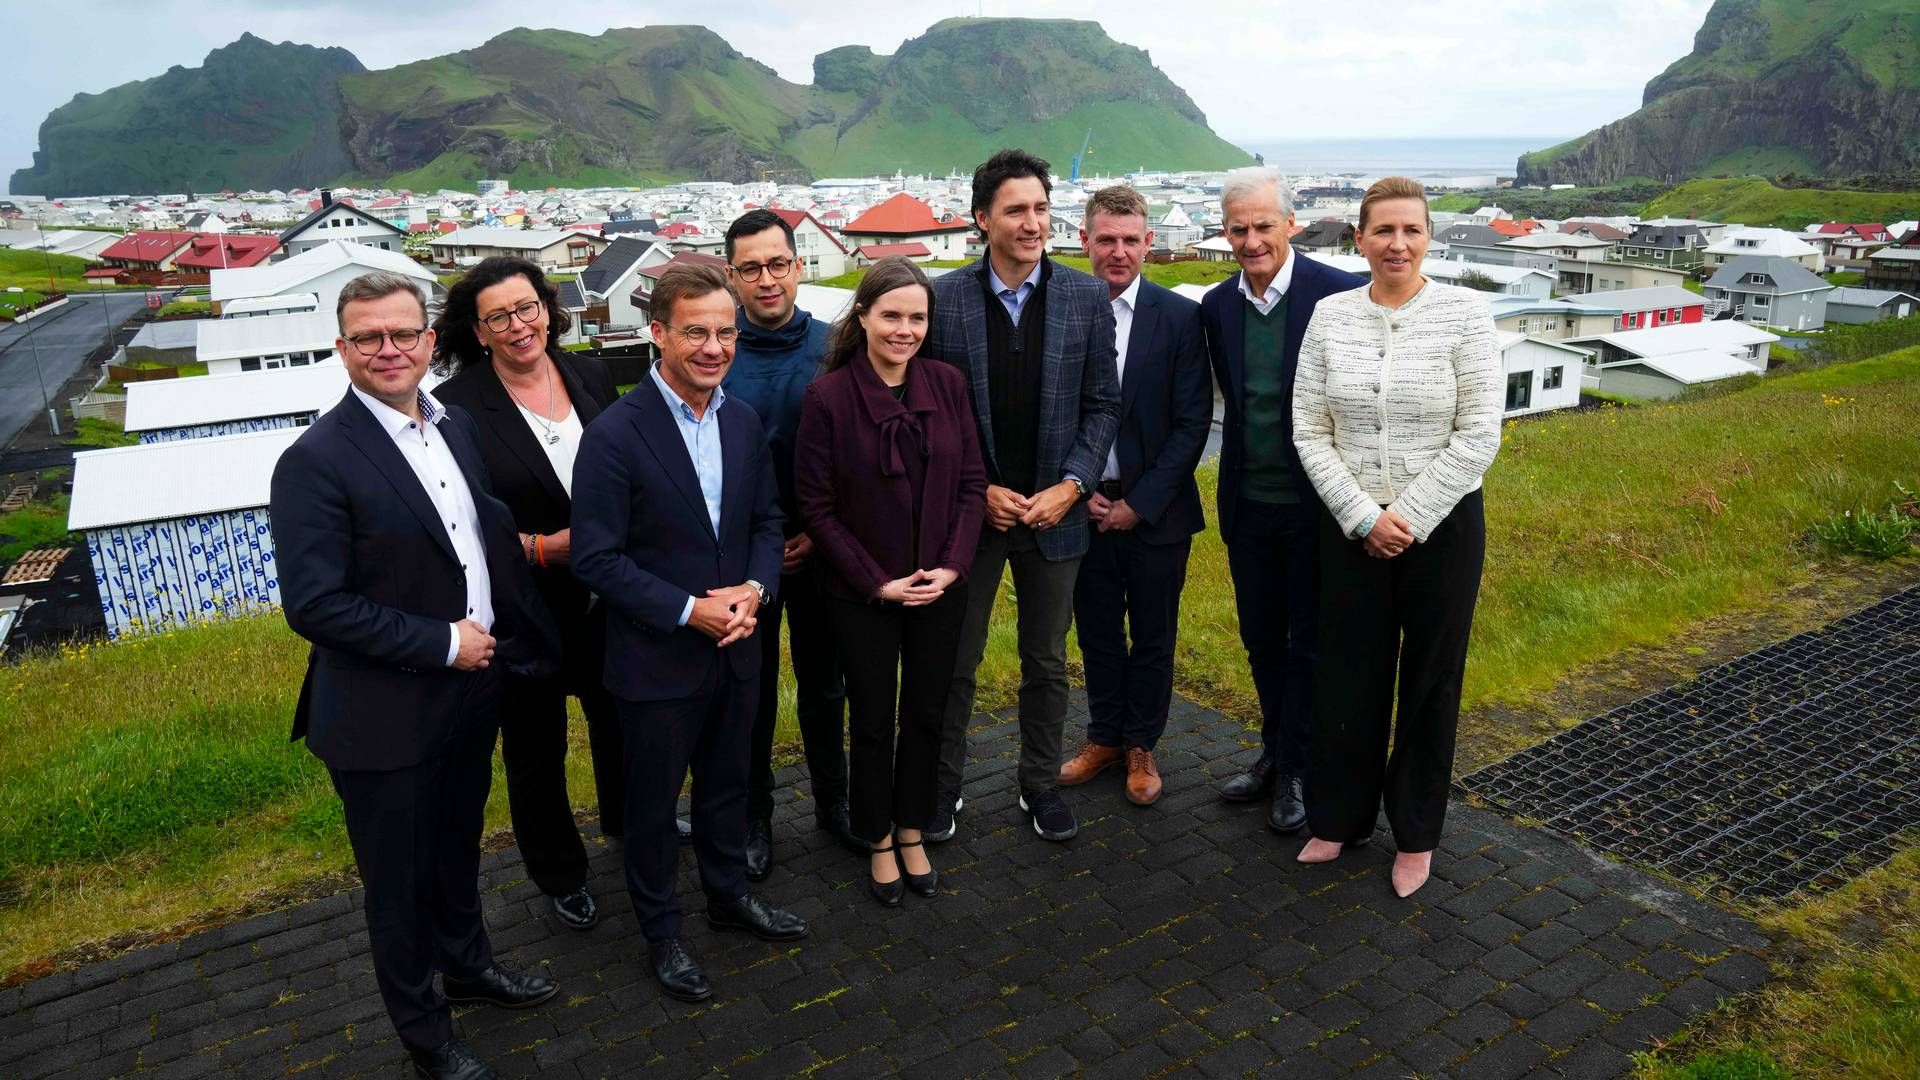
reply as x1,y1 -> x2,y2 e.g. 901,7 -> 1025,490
351,385 -> 494,665
1237,251 -> 1297,316
1101,274 -> 1143,482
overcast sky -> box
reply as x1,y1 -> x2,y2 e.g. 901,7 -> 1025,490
3,0 -> 1714,188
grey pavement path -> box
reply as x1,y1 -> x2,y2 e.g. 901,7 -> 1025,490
0,292 -> 149,449
0,696 -> 1769,1080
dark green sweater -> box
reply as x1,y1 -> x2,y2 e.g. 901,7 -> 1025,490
1240,296 -> 1298,504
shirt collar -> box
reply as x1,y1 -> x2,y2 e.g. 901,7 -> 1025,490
1112,274 -> 1143,312
1237,252 -> 1296,306
352,383 -> 443,437
986,258 -> 1044,298
650,361 -> 725,422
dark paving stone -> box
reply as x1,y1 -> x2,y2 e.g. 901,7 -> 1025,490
0,694 -> 1770,1079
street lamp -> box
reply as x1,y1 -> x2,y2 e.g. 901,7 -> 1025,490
20,310 -> 57,437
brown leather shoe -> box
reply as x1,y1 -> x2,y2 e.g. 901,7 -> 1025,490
1058,741 -> 1124,786
1125,748 -> 1163,806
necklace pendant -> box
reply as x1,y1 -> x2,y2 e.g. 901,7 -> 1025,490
547,432 -> 561,445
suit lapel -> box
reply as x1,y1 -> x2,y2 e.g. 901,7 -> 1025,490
1221,271 -> 1247,401
476,363 -> 571,509
716,398 -> 751,546
1039,263 -> 1070,435
1284,256 -> 1317,369
632,380 -> 719,543
337,391 -> 458,565
957,268 -> 999,477
1121,283 -> 1159,420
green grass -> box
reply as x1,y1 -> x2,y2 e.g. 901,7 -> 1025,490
0,248 -> 140,293
1698,146 -> 1823,177
1,350 -> 1918,978
1642,179 -> 1920,230
0,495 -> 74,562
154,300 -> 210,318
0,290 -> 47,319
69,417 -> 137,448
1827,271 -> 1865,287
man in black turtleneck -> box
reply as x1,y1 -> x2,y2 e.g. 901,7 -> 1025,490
721,209 -> 858,877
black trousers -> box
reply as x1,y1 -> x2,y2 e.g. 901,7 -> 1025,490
1072,526 -> 1191,750
1224,498 -> 1321,774
832,585 -> 969,843
499,670 -> 623,896
618,661 -> 753,942
749,561 -> 848,820
1307,491 -> 1485,852
328,669 -> 500,1054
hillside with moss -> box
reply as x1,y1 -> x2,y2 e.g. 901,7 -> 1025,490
1516,0 -> 1920,186
14,19 -> 1249,195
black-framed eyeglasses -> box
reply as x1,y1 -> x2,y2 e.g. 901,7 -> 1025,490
663,323 -> 740,347
479,298 -> 543,333
343,327 -> 427,355
729,257 -> 796,283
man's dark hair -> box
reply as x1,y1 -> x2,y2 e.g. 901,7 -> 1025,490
725,209 -> 796,262
971,149 -> 1053,219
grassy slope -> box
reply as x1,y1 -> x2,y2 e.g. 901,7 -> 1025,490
0,248 -> 135,293
1642,178 -> 1920,229
2,350 -> 1917,978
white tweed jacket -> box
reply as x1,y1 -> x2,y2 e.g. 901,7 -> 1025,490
1292,280 -> 1502,542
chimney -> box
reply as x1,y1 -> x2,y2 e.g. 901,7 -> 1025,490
319,188 -> 335,209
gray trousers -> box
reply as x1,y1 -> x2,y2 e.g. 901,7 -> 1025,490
938,523 -> 1083,797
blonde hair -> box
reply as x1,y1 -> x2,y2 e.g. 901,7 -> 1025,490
1358,176 -> 1430,231
1084,185 -> 1150,230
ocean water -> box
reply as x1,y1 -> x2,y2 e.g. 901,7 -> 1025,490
1234,136 -> 1568,188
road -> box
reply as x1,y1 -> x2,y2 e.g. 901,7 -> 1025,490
0,291 -> 150,448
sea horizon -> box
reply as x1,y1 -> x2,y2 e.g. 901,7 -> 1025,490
1230,135 -> 1571,189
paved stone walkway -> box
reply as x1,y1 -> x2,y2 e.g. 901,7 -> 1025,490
0,697 -> 1770,1080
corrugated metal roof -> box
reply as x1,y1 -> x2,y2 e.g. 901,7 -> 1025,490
123,360 -> 347,432
196,310 -> 339,363
69,428 -> 304,531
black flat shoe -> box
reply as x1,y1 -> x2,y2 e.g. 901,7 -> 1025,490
1268,775 -> 1307,834
410,1039 -> 497,1080
744,818 -> 773,881
648,938 -> 711,1002
1219,756 -> 1277,802
443,966 -> 558,1010
708,892 -> 810,941
867,839 -> 904,908
893,837 -> 938,898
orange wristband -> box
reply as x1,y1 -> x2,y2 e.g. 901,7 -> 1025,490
535,534 -> 547,568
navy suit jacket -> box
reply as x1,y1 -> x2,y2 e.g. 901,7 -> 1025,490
271,390 -> 558,772
921,257 -> 1120,562
570,378 -> 784,702
1110,279 -> 1212,546
1200,254 -> 1367,538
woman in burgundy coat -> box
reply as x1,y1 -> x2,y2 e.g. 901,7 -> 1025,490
794,257 -> 988,907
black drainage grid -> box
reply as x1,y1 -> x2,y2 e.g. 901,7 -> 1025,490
1457,586 -> 1920,903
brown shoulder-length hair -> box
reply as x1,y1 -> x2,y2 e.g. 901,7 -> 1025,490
821,257 -> 936,374
431,256 -> 573,375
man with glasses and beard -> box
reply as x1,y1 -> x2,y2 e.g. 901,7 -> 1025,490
721,209 -> 857,879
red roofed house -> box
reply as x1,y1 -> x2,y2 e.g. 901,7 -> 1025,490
768,208 -> 850,281
659,222 -> 702,240
841,194 -> 971,260
1811,223 -> 1894,262
630,251 -> 730,327
1487,218 -> 1541,238
172,234 -> 279,273
98,231 -> 197,275
855,242 -> 933,266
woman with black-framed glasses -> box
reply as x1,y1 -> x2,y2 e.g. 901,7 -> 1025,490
430,256 -> 627,934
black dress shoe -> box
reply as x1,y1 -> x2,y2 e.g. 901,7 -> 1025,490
442,966 -> 558,1010
894,837 -> 938,898
411,1039 -> 497,1080
1219,756 -> 1277,802
551,887 -> 598,931
648,938 -> 711,1002
744,818 -> 773,881
707,892 -> 810,941
816,797 -> 866,853
1268,775 -> 1307,834
676,817 -> 693,844
867,839 -> 904,908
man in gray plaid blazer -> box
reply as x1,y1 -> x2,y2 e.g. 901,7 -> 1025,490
921,149 -> 1121,844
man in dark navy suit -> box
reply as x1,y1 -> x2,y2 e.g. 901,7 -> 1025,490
271,272 -> 562,1080
571,262 -> 808,1006
1058,186 -> 1211,807
1200,167 -> 1368,835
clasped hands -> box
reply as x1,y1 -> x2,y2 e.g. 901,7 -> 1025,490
986,481 -> 1079,532
1087,492 -> 1140,533
876,567 -> 959,606
1365,509 -> 1417,559
689,584 -> 760,647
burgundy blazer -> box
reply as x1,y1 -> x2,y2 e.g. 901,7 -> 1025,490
795,355 -> 987,601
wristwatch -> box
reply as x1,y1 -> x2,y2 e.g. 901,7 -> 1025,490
746,579 -> 770,606
1068,475 -> 1090,498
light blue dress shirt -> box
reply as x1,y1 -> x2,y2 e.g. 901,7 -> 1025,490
987,259 -> 1044,326
650,362 -> 727,626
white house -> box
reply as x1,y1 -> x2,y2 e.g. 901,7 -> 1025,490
430,227 -> 608,272
209,241 -> 439,318
196,310 -> 338,375
221,293 -> 320,320
1423,261 -> 1556,299
1565,320 -> 1778,399
123,361 -> 348,443
569,236 -> 674,333
770,209 -> 850,281
840,194 -> 971,261
1497,332 -> 1588,416
278,192 -> 409,259
1704,227 -> 1825,273
70,429 -> 302,638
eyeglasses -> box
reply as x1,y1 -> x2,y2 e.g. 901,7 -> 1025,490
662,323 -> 740,347
479,298 -> 543,333
343,327 -> 427,355
729,257 -> 795,283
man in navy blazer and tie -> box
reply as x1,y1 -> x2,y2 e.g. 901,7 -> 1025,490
1057,186 -> 1212,807
571,262 -> 808,1006
271,272 -> 562,1080
1200,167 -> 1368,835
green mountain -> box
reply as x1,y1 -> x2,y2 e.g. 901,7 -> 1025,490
11,34 -> 363,196
1516,0 -> 1920,186
13,20 -> 1250,196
